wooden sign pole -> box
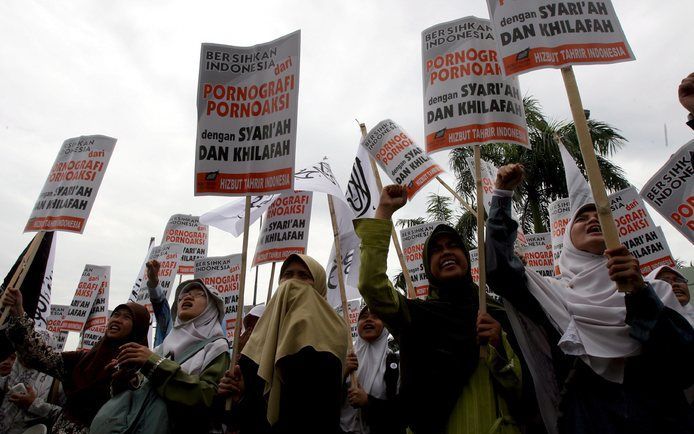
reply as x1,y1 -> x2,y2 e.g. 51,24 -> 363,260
474,146 -> 488,358
265,262 -> 276,304
252,215 -> 263,305
327,194 -> 358,389
561,66 -> 628,292
0,231 -> 46,325
359,123 -> 416,299
226,196 -> 252,410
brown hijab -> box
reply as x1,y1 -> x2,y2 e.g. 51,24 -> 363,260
61,302 -> 150,426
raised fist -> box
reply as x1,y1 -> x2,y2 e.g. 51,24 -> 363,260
375,184 -> 408,220
495,164 -> 524,191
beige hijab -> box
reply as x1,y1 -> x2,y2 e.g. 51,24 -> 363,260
242,254 -> 350,425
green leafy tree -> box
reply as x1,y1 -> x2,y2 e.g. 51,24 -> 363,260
449,97 -> 630,233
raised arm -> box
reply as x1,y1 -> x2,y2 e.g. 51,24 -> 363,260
2,287 -> 66,381
485,164 -> 530,307
354,185 -> 411,337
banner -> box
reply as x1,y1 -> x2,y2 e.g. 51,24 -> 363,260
79,267 -> 110,350
252,191 -> 312,266
422,16 -> 528,153
326,147 -> 380,308
25,135 -> 116,233
465,156 -> 498,213
62,265 -> 109,332
47,304 -> 69,351
195,254 -> 242,343
486,0 -> 635,77
201,194 -> 277,237
34,235 -> 56,331
549,197 -> 571,276
130,243 -> 180,311
162,215 -> 209,274
523,232 -> 554,277
641,140 -> 694,244
400,221 -> 446,299
361,119 -> 444,198
335,298 -> 362,341
609,186 -> 676,274
195,31 -> 300,195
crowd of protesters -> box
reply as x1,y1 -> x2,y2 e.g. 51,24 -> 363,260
0,72 -> 692,433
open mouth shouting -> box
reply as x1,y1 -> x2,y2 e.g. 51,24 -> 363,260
586,224 -> 602,236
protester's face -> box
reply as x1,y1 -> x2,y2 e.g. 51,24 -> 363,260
106,308 -> 134,340
358,311 -> 385,343
177,285 -> 208,321
429,233 -> 469,282
657,270 -> 690,305
279,260 -> 315,286
243,314 -> 259,331
570,206 -> 606,255
0,353 -> 16,376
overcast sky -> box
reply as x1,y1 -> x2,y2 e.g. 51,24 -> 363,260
1,0 -> 693,317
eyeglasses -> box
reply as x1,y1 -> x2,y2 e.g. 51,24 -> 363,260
178,289 -> 206,301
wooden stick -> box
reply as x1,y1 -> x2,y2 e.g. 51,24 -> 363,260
561,66 -> 628,292
328,194 -> 358,389
226,196 -> 252,410
0,231 -> 47,325
266,262 -> 276,304
359,123 -> 417,299
435,176 -> 475,214
253,216 -> 263,305
474,146 -> 488,359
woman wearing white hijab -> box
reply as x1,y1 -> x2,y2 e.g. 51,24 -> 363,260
112,279 -> 229,433
485,163 -> 694,434
340,306 -> 402,434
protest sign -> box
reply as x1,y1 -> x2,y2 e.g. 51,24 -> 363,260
486,0 -> 635,77
79,267 -> 110,350
422,16 -> 528,153
523,232 -> 554,277
252,191 -> 312,266
400,221 -> 446,299
470,248 -> 480,284
130,243 -> 180,311
162,215 -> 209,274
47,304 -> 69,351
195,31 -> 300,196
609,187 -> 675,274
641,140 -> 694,244
361,119 -> 444,198
549,197 -> 571,276
32,233 -> 56,331
25,135 -> 116,233
465,156 -> 497,213
62,265 -> 109,332
335,299 -> 362,340
201,194 -> 277,236
195,254 -> 242,343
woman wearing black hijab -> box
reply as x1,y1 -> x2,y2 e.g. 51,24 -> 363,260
353,185 -> 522,434
2,285 -> 150,433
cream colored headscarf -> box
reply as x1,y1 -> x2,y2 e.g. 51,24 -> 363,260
241,254 -> 350,425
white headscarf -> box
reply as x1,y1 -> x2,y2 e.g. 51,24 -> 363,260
340,325 -> 390,433
156,280 -> 228,375
520,144 -> 690,382
647,266 -> 694,324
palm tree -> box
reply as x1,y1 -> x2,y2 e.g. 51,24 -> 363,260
449,97 -> 630,233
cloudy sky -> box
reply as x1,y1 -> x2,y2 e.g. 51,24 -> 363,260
1,0 -> 693,320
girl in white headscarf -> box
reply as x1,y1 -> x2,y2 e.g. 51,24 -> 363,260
340,306 -> 402,434
109,279 -> 229,434
485,163 -> 694,434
